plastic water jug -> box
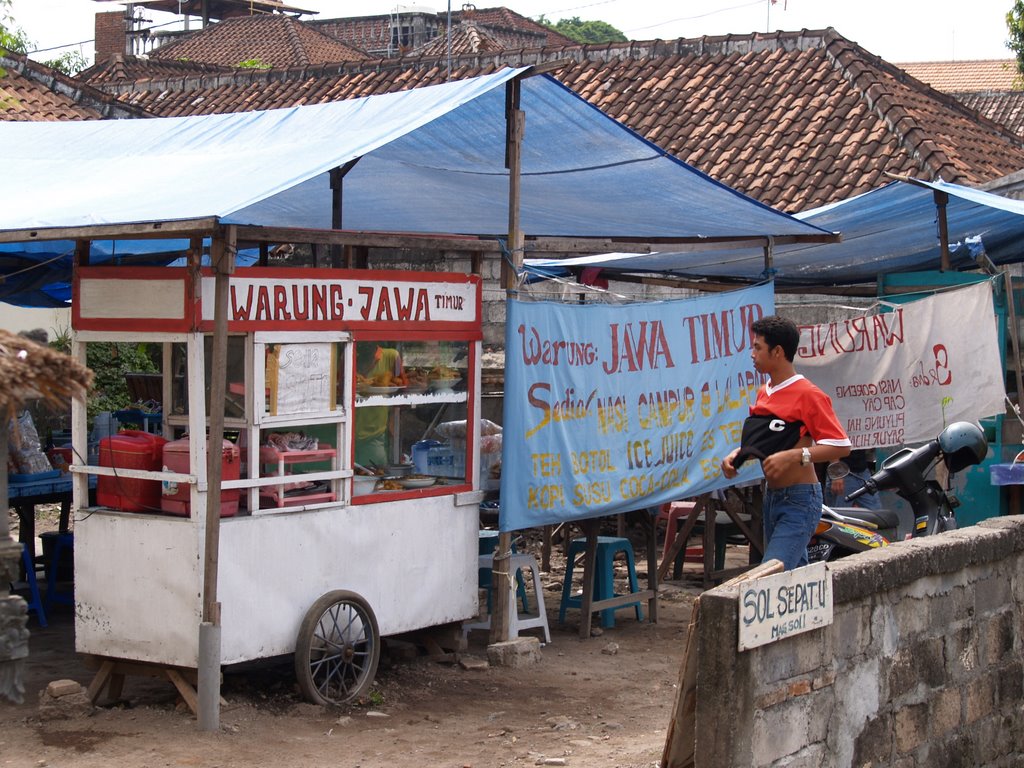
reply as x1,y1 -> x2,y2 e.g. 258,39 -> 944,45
412,440 -> 441,474
91,411 -> 118,444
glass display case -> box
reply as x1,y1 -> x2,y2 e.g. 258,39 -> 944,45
74,267 -> 484,515
352,339 -> 470,496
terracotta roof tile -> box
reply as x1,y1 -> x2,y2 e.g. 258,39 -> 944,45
80,28 -> 1024,212
450,7 -> 573,48
149,15 -> 365,68
0,50 -> 147,121
410,21 -> 507,57
897,59 -> 1017,92
309,6 -> 569,58
80,54 -> 235,85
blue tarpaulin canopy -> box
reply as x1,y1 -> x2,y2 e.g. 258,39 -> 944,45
0,69 -> 832,306
525,179 -> 1024,289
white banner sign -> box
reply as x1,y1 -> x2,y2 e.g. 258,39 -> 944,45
739,562 -> 833,651
796,281 -> 1005,448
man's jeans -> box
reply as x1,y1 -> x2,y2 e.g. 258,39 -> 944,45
762,483 -> 823,570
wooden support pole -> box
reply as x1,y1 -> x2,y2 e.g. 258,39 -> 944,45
645,512 -> 659,624
577,519 -> 599,639
934,190 -> 951,271
1003,270 -> 1024,416
0,421 -> 8,542
491,77 -> 526,646
329,159 -> 360,268
198,225 -> 234,731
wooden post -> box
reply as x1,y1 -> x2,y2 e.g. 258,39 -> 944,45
1003,270 -> 1024,414
761,237 -> 774,277
645,512 -> 659,624
934,190 -> 951,271
0,421 -> 8,542
490,76 -> 525,646
329,160 -> 360,268
198,225 -> 235,731
541,525 -> 552,572
71,239 -> 91,512
577,519 -> 599,639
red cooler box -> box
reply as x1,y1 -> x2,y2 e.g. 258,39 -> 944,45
161,437 -> 240,517
97,430 -> 168,512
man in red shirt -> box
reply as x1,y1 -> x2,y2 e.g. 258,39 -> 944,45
722,315 -> 851,570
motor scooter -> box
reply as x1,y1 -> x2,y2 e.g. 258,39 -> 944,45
847,420 -> 988,537
807,421 -> 988,562
807,503 -> 896,563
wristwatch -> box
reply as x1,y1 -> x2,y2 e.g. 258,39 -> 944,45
800,447 -> 811,466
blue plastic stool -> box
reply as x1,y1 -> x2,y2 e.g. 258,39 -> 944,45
559,536 -> 643,629
478,531 -> 529,613
43,532 -> 74,612
16,543 -> 47,627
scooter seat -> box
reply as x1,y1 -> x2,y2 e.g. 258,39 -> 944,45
828,506 -> 900,532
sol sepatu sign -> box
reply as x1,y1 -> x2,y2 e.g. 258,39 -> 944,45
738,562 -> 834,651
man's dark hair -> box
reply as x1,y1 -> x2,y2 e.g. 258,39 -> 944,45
751,315 -> 800,362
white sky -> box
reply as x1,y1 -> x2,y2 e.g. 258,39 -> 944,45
6,0 -> 1018,64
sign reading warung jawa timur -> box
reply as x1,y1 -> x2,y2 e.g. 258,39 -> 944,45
499,283 -> 774,532
796,280 -> 1005,448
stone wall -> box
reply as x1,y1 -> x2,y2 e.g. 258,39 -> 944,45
693,517 -> 1024,767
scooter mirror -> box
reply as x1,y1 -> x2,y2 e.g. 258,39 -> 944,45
826,461 -> 850,481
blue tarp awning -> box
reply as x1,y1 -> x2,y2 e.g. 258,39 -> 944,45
0,69 -> 832,306
525,179 -> 1024,288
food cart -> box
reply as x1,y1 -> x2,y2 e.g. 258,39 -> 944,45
70,257 -> 485,706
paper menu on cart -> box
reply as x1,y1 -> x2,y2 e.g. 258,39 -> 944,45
267,342 -> 336,415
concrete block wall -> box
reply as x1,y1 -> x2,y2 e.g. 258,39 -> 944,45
694,517 -> 1024,768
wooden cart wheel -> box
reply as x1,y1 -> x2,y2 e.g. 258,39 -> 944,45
294,590 -> 381,706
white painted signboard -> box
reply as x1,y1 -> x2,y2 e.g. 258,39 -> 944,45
738,562 -> 833,651
796,280 -> 1004,448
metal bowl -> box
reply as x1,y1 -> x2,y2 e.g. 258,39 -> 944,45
352,475 -> 377,495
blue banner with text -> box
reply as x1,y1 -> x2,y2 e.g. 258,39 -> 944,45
498,283 -> 774,531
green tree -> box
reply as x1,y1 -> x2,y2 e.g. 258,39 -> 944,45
540,15 -> 627,44
42,50 -> 89,76
1008,2 -> 1024,78
85,343 -> 159,421
1,2 -> 90,75
0,0 -> 31,53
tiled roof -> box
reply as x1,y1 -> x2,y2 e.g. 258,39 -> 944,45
148,15 -> 366,68
955,91 -> 1024,138
892,59 -> 1024,139
0,49 -> 148,121
79,54 -> 236,86
308,15 -> 402,57
896,59 -> 1017,93
308,6 -> 570,57
411,21 -> 507,57
449,7 -> 573,48
81,28 -> 1024,212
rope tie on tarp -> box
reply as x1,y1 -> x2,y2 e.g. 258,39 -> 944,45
496,237 -> 528,294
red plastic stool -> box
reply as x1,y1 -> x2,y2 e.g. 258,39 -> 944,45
656,502 -> 703,564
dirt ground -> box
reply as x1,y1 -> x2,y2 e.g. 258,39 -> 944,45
1,508 -> 735,768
